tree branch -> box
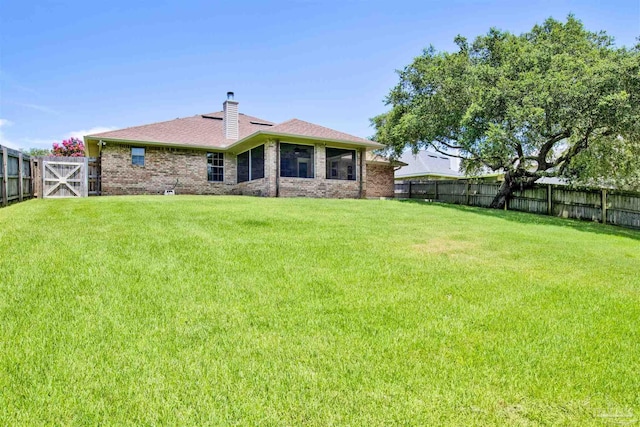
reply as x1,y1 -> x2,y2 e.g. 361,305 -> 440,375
433,138 -> 464,151
537,129 -> 571,169
553,128 -> 593,173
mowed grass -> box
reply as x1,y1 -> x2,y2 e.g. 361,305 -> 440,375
1,196 -> 639,425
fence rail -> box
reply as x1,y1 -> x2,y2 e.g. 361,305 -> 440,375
1,144 -> 33,207
396,179 -> 640,230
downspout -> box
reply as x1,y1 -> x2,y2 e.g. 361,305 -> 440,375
323,143 -> 327,198
359,148 -> 364,198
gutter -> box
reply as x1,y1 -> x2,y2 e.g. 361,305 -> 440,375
83,137 -> 223,152
85,131 -> 384,154
223,130 -> 385,152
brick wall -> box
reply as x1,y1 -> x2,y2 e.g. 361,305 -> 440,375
101,145 -> 236,195
101,142 -> 376,199
277,145 -> 363,198
366,163 -> 395,198
235,178 -> 269,196
278,178 -> 360,198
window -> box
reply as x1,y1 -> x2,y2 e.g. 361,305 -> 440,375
237,145 -> 265,183
326,148 -> 356,180
280,143 -> 314,178
207,152 -> 224,182
237,151 -> 249,183
251,144 -> 265,180
132,147 -> 145,166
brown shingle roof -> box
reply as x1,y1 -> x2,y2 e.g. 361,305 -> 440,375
264,119 -> 374,145
86,112 -> 381,149
87,112 -> 275,148
366,152 -> 408,166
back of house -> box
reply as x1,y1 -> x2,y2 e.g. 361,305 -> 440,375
84,93 -> 403,198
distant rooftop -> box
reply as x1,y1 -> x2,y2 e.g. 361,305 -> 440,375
395,150 -> 462,179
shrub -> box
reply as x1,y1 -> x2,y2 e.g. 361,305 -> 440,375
52,137 -> 85,157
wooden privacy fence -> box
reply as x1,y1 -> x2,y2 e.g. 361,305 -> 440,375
0,144 -> 33,207
396,180 -> 640,229
0,148 -> 101,207
88,157 -> 101,196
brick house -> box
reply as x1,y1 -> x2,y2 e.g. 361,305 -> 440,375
84,93 -> 403,198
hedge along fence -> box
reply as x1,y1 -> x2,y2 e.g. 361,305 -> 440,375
395,179 -> 640,230
1,144 -> 34,207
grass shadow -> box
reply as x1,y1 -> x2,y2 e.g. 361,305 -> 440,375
395,198 -> 640,242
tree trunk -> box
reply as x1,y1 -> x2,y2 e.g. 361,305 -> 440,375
490,173 -> 538,209
490,179 -> 514,209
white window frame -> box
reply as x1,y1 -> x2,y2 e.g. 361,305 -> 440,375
131,147 -> 145,166
207,152 -> 224,182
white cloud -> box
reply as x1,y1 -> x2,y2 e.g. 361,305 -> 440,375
20,137 -> 55,149
69,127 -> 116,139
0,121 -> 117,151
0,69 -> 40,95
15,103 -> 60,115
0,118 -> 20,150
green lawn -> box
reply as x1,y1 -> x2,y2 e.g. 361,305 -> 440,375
1,196 -> 639,425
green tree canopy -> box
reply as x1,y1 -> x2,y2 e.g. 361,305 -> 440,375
372,15 -> 640,207
22,147 -> 51,157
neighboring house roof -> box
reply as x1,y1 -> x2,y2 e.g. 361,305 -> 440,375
469,173 -> 570,186
395,150 -> 462,179
536,177 -> 568,186
86,112 -> 383,150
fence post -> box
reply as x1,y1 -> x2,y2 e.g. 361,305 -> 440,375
42,158 -> 46,199
465,180 -> 470,205
434,180 -> 438,201
83,156 -> 89,197
601,189 -> 607,224
408,181 -> 412,199
30,158 -> 35,197
1,146 -> 7,207
18,152 -> 24,202
547,184 -> 553,216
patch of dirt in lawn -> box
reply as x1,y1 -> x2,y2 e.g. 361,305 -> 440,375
412,238 -> 477,255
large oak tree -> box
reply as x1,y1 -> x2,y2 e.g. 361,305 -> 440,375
372,16 -> 640,207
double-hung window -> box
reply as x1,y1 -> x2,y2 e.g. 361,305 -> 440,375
280,143 -> 314,178
326,148 -> 356,180
237,144 -> 265,183
207,152 -> 224,182
132,147 -> 145,166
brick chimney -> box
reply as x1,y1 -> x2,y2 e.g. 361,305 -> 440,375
223,91 -> 239,140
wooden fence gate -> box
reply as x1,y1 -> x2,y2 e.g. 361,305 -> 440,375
42,157 -> 89,198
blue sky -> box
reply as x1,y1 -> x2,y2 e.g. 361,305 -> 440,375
0,0 -> 638,150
